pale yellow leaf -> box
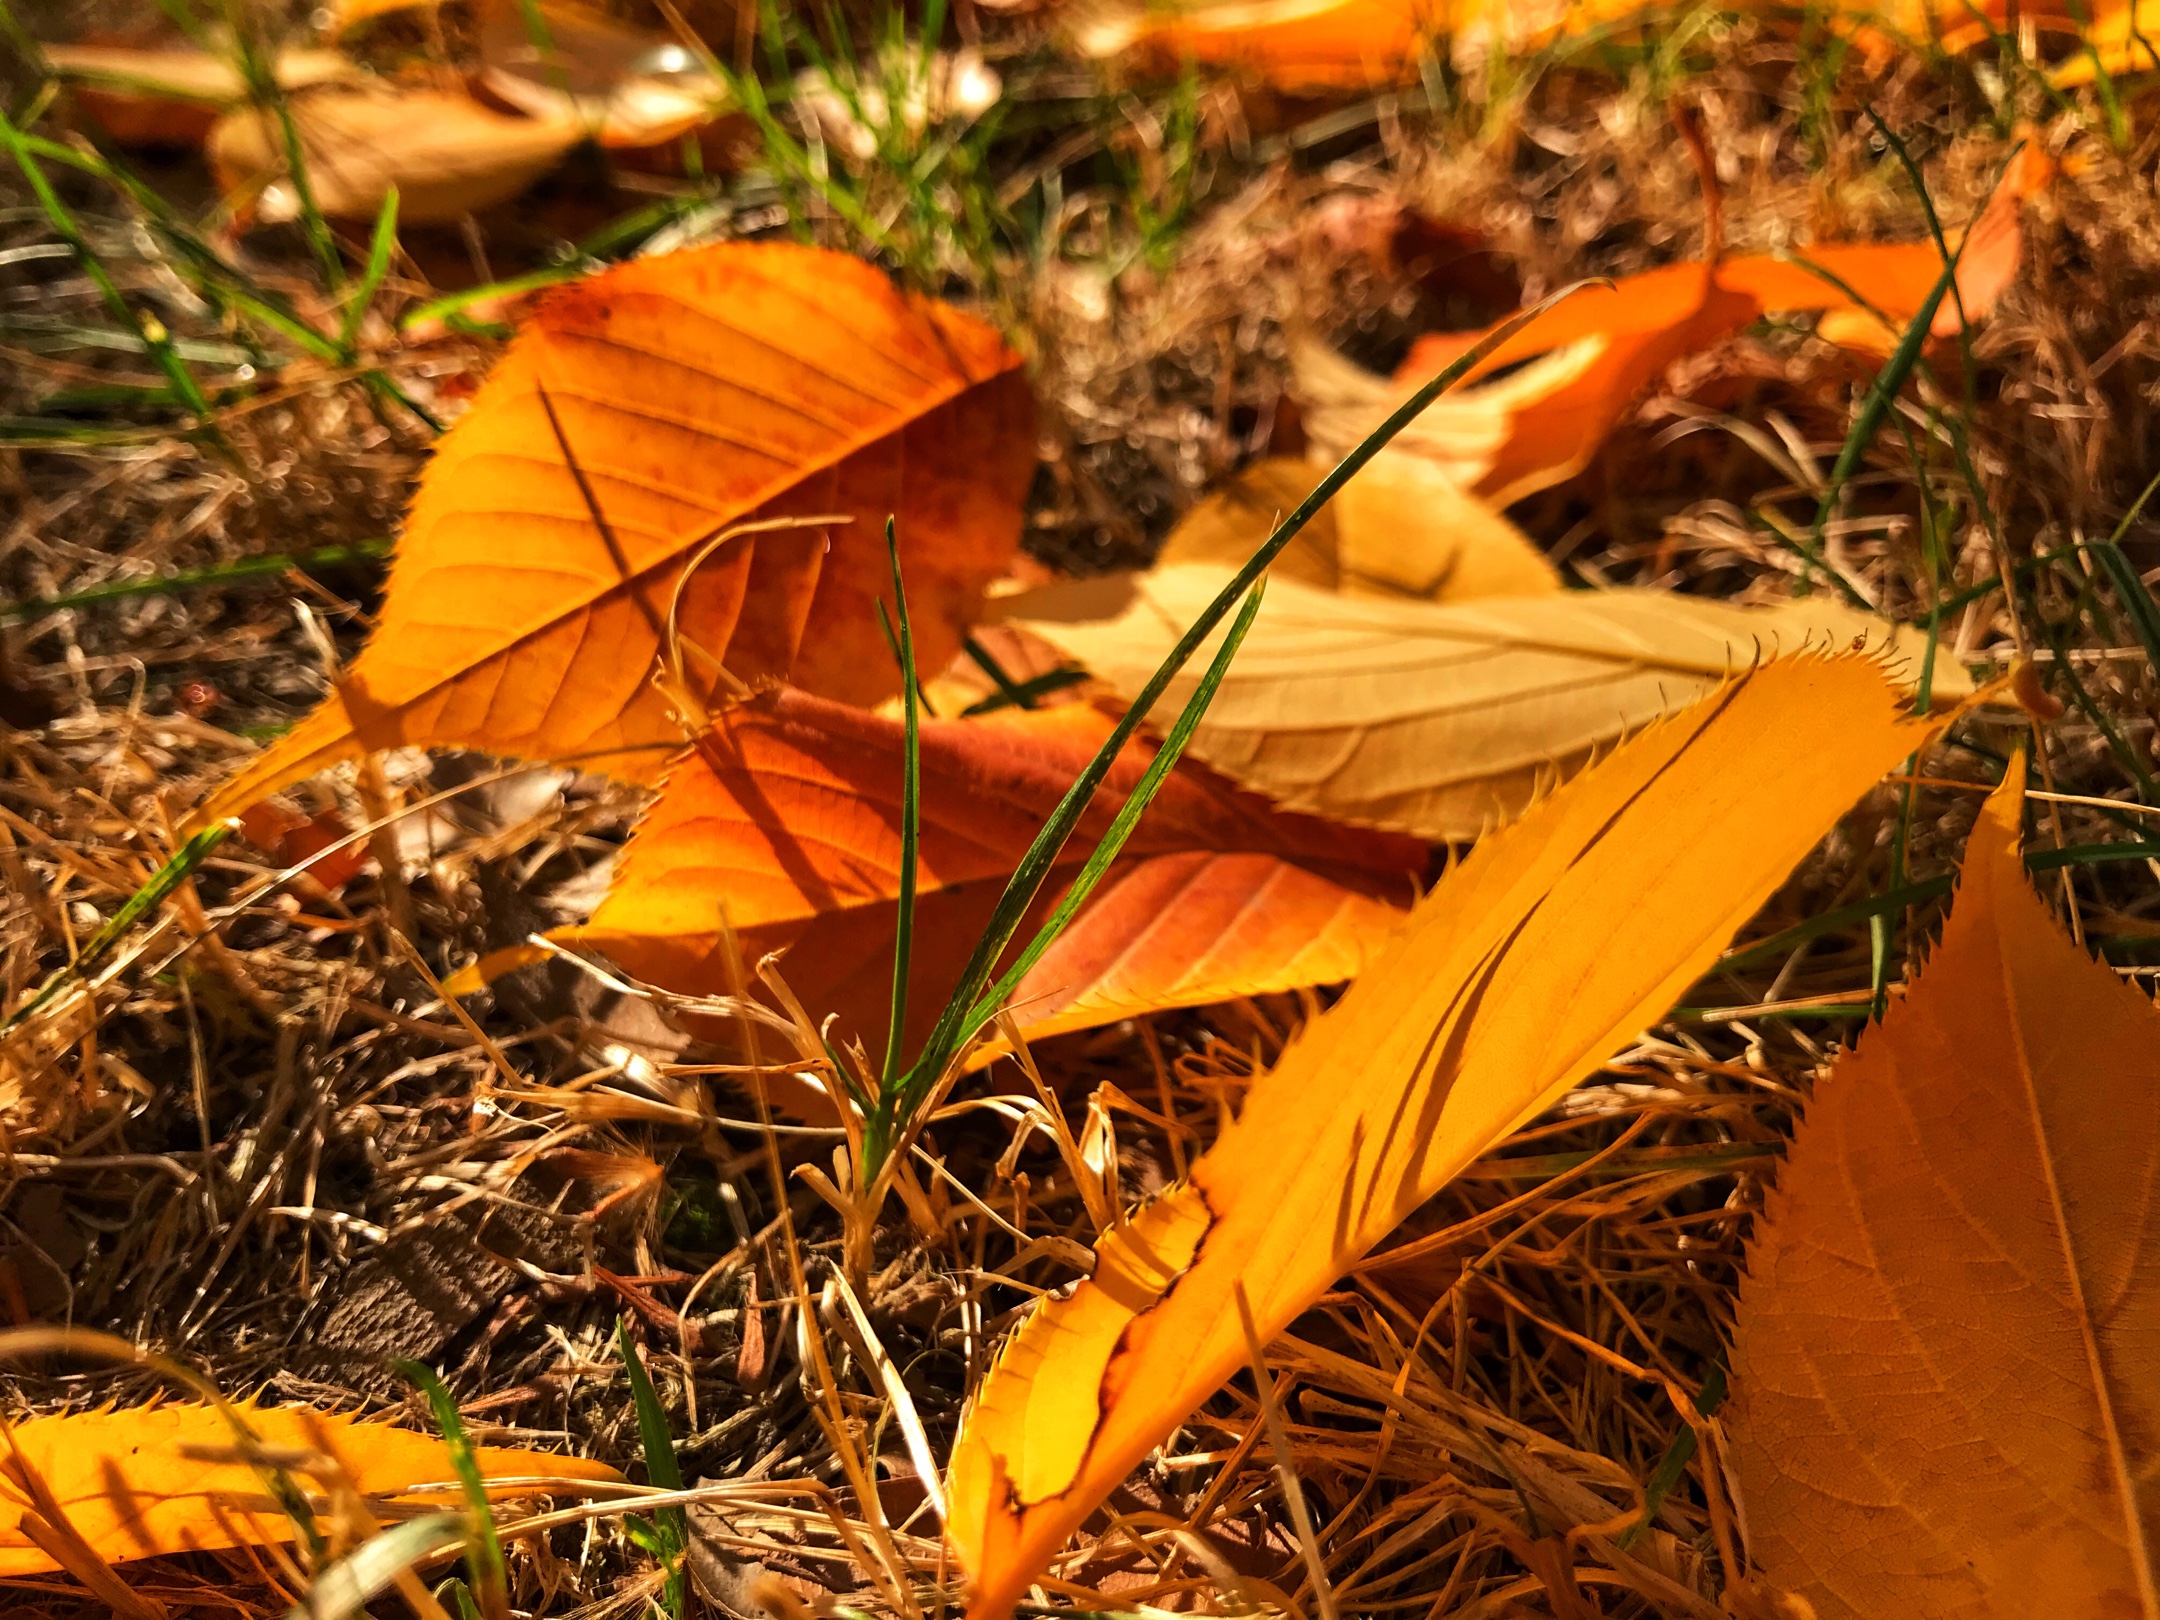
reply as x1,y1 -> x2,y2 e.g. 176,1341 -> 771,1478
995,561 -> 1966,840
208,88 -> 583,224
1157,452 -> 1560,602
946,655 -> 1946,1619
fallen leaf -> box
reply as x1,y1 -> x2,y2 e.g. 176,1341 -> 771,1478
48,41 -> 357,147
1302,170 -> 2040,503
1077,0 -> 1435,89
945,654 -> 1945,1619
1075,0 -> 1660,90
1155,452 -> 1560,601
0,1403 -> 619,1576
193,243 -> 1035,828
995,561 -> 1966,841
477,0 -> 736,151
555,687 -> 1424,1068
236,800 -> 370,895
208,87 -> 584,223
2055,3 -> 2160,82
1081,0 -> 2095,89
1726,754 -> 2160,1620
1004,848 -> 1404,1043
328,0 -> 440,30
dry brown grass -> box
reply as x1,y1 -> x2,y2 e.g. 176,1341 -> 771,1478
1,4 -> 2158,1615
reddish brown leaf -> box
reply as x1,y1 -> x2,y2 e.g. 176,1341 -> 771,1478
560,689 -> 1426,1063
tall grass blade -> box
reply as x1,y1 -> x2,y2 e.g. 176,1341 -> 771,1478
1,821 -> 231,1038
339,186 -> 400,356
394,1360 -> 508,1620
282,1514 -> 464,1620
876,518 -> 921,1094
863,282 -> 1605,1175
615,1320 -> 687,1618
0,109 -> 218,428
1,538 -> 393,620
1804,144 -> 2024,605
2085,466 -> 2160,676
961,580 -> 1266,1036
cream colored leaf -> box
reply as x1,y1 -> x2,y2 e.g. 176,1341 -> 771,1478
994,561 -> 1967,841
1727,754 -> 2160,1620
947,655 -> 1947,1619
208,88 -> 583,223
47,43 -> 358,147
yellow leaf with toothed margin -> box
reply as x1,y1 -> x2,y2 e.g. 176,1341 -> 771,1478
946,654 -> 1946,1619
0,1403 -> 619,1576
1727,754 -> 2160,1619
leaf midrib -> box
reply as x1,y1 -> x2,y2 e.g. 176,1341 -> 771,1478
2003,879 -> 2160,1617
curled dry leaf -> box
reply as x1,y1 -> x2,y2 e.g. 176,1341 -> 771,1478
1156,452 -> 1559,601
1300,159 -> 2043,504
48,42 -> 357,147
549,687 -> 1424,1072
995,561 -> 1966,841
1727,754 -> 2160,1620
946,655 -> 1948,1619
477,0 -> 735,151
0,1403 -> 619,1575
208,87 -> 584,223
193,243 -> 1034,828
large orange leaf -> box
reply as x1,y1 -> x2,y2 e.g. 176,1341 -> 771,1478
194,244 -> 1035,826
1081,0 -> 2097,88
1078,0 -> 1671,90
560,688 -> 1425,1062
1726,756 -> 2160,1620
0,1403 -> 619,1576
944,655 -> 1945,1619
1302,167 -> 2039,504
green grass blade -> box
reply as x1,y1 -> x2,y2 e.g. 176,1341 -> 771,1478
2025,840 -> 2160,872
963,634 -> 1043,711
1620,1362 -> 1726,1549
0,109 -> 219,428
615,1320 -> 687,1618
401,267 -> 587,332
2090,536 -> 2160,675
1721,875 -> 1959,973
877,518 -> 921,1095
1,821 -> 231,1038
960,581 -> 1267,1037
283,1515 -> 465,1620
961,667 -> 1088,717
1,538 -> 392,620
339,186 -> 400,356
1803,142 -> 2025,606
870,282 -> 1602,1168
394,1360 -> 507,1620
